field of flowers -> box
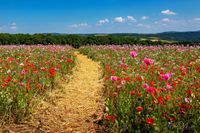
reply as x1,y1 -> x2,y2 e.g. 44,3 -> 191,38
79,45 -> 200,132
0,45 -> 76,124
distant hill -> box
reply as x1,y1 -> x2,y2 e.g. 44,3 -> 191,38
109,31 -> 200,42
44,30 -> 200,42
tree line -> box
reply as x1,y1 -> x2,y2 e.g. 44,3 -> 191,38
0,33 -> 198,48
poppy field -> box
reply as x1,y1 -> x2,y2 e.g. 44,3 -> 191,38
0,45 -> 76,124
79,45 -> 200,132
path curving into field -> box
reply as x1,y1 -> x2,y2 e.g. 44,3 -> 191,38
38,52 -> 104,132
4,52 -> 104,132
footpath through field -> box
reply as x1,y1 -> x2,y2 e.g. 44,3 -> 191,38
4,52 -> 104,132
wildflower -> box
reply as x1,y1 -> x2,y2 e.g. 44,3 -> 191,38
106,115 -> 116,122
145,86 -> 156,95
104,76 -> 109,80
121,80 -> 126,85
66,59 -> 73,63
121,63 -> 129,70
130,51 -> 137,58
106,65 -> 111,72
29,63 -> 35,69
4,76 -> 12,83
136,106 -> 143,112
157,96 -> 164,104
137,92 -> 142,97
20,63 -> 24,66
21,69 -> 26,76
169,117 -> 176,121
130,91 -> 135,96
185,98 -> 192,103
111,70 -> 115,75
7,57 -> 14,62
186,89 -> 192,97
124,77 -> 130,82
179,103 -> 192,110
114,92 -> 118,97
40,67 -> 46,71
148,107 -> 153,111
146,118 -> 154,125
144,58 -> 154,65
26,83 -> 30,91
13,79 -> 18,83
111,76 -> 118,81
160,73 -> 172,80
6,69 -> 11,74
19,82 -> 24,86
197,67 -> 200,73
49,68 -> 56,78
143,83 -> 149,89
166,84 -> 173,90
165,95 -> 171,101
33,70 -> 38,73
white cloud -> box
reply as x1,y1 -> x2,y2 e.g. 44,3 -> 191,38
10,22 -> 17,31
161,9 -> 176,15
141,16 -> 149,20
68,23 -> 90,28
161,18 -> 170,22
127,16 -> 136,22
97,18 -> 109,26
193,18 -> 200,21
136,23 -> 151,28
114,17 -> 125,23
154,18 -> 171,25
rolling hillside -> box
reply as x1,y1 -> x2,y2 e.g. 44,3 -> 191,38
109,31 -> 200,42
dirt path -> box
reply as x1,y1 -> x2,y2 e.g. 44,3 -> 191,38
4,52 -> 104,133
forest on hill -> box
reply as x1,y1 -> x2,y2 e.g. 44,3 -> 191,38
0,31 -> 199,48
110,31 -> 200,42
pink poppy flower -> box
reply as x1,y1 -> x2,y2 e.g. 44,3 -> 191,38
160,73 -> 172,80
130,51 -> 137,58
111,76 -> 118,81
144,58 -> 154,65
166,84 -> 173,90
143,83 -> 150,89
185,98 -> 192,103
21,69 -> 26,75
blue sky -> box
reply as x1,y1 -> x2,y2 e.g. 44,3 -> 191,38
0,0 -> 200,34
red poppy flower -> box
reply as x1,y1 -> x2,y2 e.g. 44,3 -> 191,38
106,115 -> 116,122
165,95 -> 171,101
197,67 -> 200,73
169,117 -> 176,121
130,91 -> 135,96
26,83 -> 30,91
8,57 -> 14,62
104,76 -> 109,80
29,63 -> 35,69
66,59 -> 73,63
186,89 -> 192,97
49,68 -> 56,78
136,106 -> 143,112
146,118 -> 154,125
157,96 -> 164,104
124,77 -> 130,82
106,65 -> 110,72
111,70 -> 115,75
4,76 -> 12,83
137,92 -> 142,97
